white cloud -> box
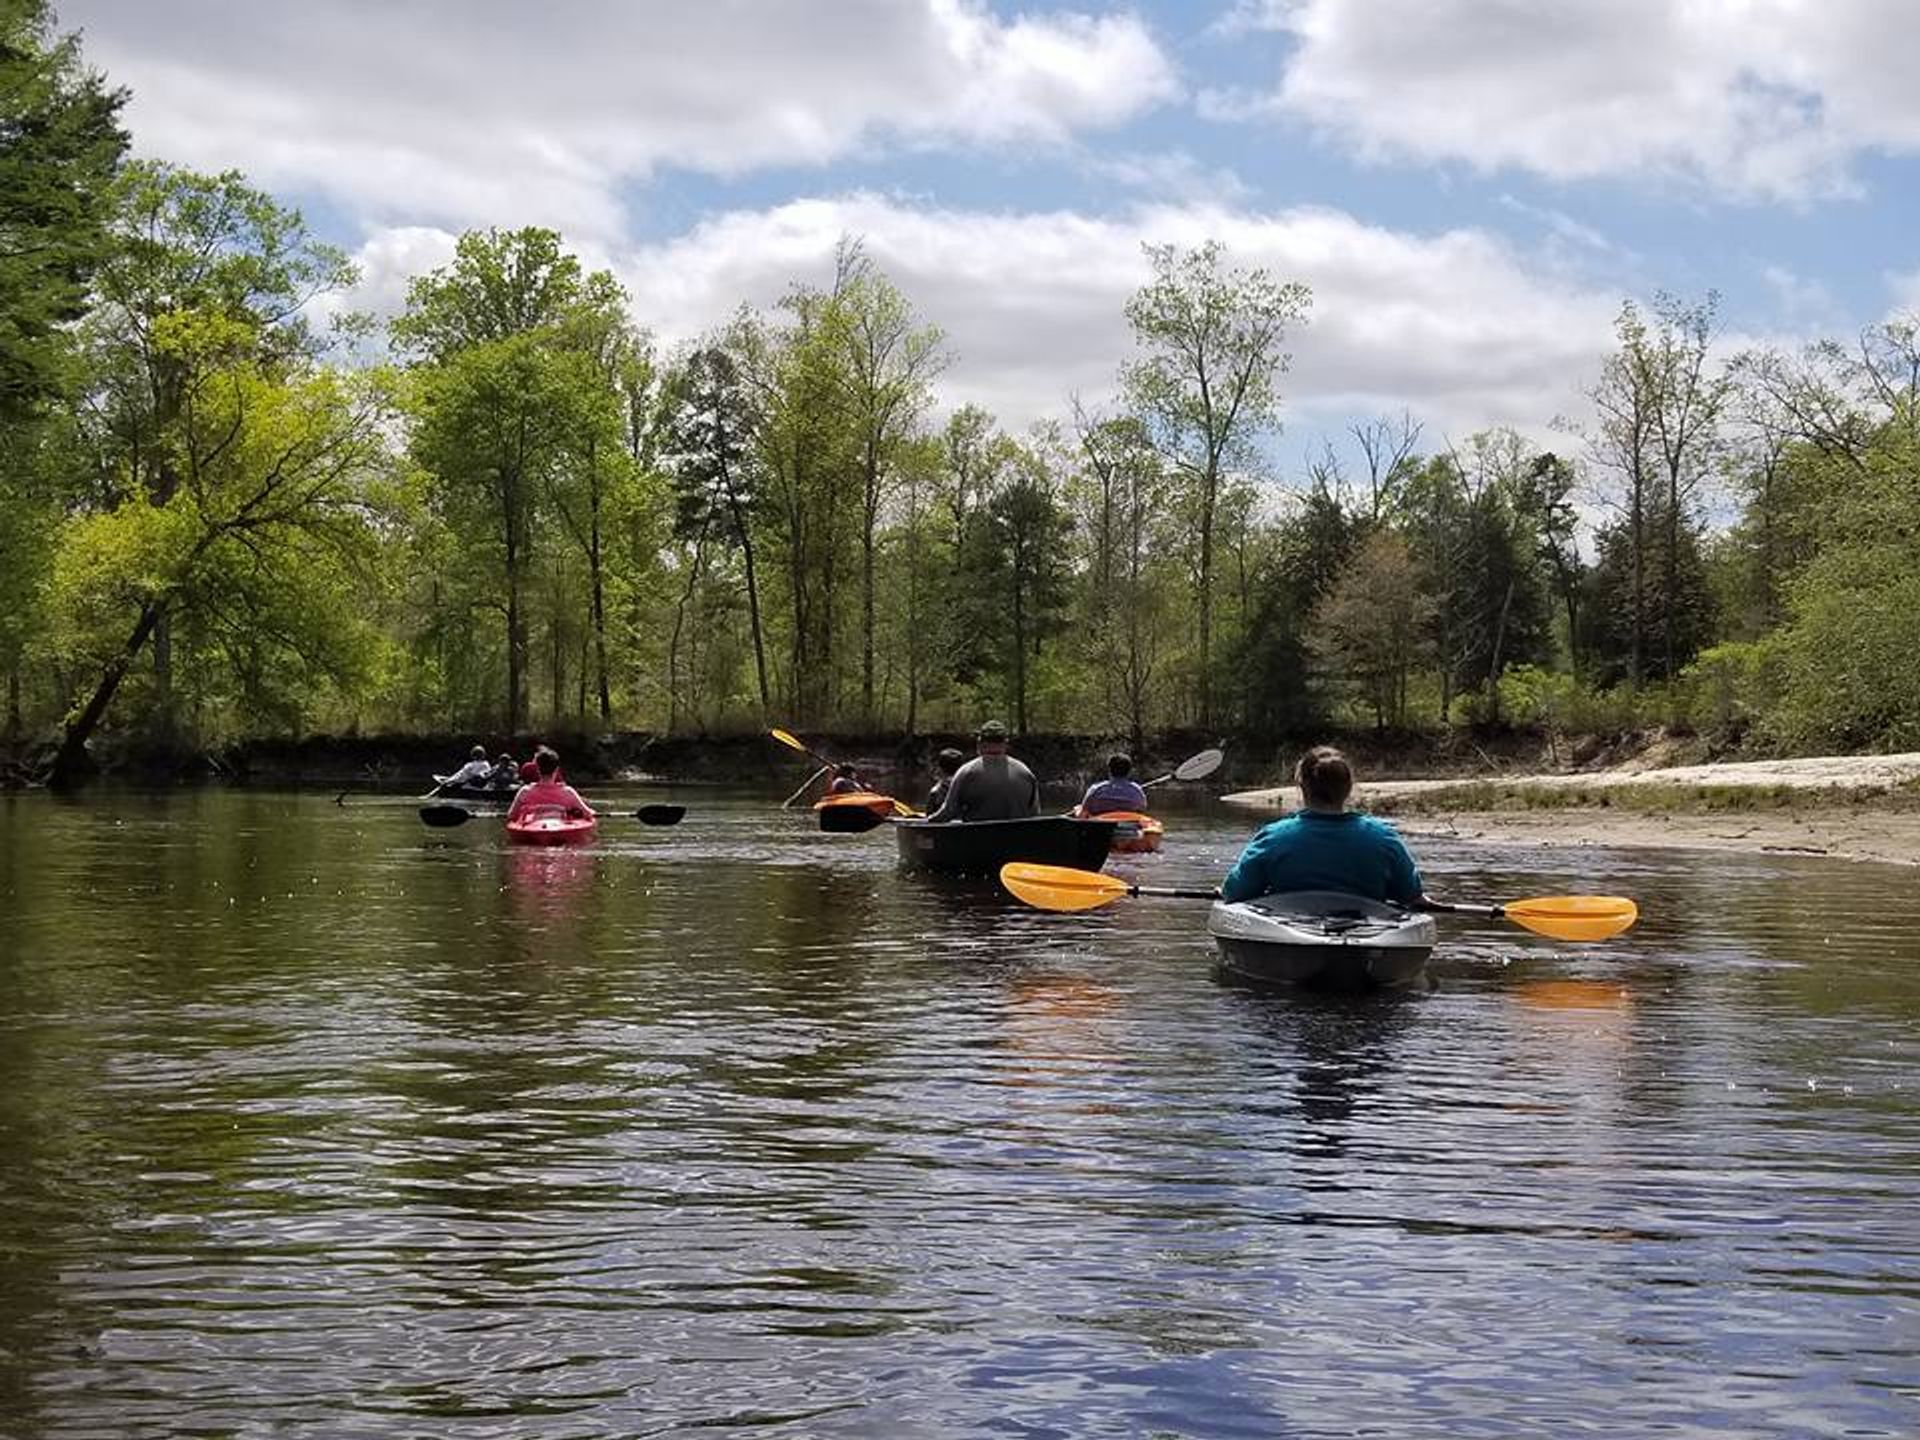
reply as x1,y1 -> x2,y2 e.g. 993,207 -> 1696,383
602,194 -> 1620,443
1220,0 -> 1920,201
1889,268 -> 1920,318
62,0 -> 1179,241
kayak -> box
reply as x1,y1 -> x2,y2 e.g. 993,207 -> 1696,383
431,774 -> 516,803
1079,808 -> 1163,853
815,791 -> 900,832
504,807 -> 598,846
895,815 -> 1116,878
1208,891 -> 1436,990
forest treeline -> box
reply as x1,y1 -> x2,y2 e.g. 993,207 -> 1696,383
6,4 -> 1920,785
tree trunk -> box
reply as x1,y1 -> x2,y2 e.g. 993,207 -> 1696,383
5,666 -> 22,757
51,600 -> 166,786
1197,470 -> 1216,729
730,496 -> 771,715
590,472 -> 611,724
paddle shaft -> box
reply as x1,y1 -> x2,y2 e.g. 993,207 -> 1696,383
781,765 -> 830,809
1419,898 -> 1505,919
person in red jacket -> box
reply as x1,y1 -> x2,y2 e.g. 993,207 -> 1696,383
506,747 -> 593,822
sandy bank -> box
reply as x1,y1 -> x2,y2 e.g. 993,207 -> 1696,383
1221,752 -> 1920,867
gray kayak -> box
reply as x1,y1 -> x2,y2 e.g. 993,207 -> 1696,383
1208,890 -> 1437,990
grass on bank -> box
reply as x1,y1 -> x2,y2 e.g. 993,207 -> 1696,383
1368,776 -> 1920,818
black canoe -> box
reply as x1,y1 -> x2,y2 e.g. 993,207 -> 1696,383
894,815 -> 1117,878
429,775 -> 516,804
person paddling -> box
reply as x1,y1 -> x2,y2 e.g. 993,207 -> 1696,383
488,752 -> 519,790
925,721 -> 1039,822
1221,745 -> 1431,906
1077,752 -> 1149,817
827,763 -> 864,795
440,745 -> 494,792
507,746 -> 594,823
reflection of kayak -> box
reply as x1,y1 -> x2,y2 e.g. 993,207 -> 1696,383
1209,891 -> 1435,990
1078,808 -> 1162,853
895,816 -> 1115,878
505,808 -> 598,846
815,791 -> 900,832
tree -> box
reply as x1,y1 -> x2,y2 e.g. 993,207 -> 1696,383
659,342 -> 770,714
832,239 -> 944,723
50,320 -> 391,782
1124,241 -> 1310,728
0,0 -> 126,426
393,227 -> 625,732
962,445 -> 1071,733
1073,409 -> 1171,747
1311,532 -> 1432,732
1586,294 -> 1727,688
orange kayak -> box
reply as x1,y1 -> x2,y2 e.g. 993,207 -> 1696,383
815,791 -> 899,833
1078,808 -> 1163,853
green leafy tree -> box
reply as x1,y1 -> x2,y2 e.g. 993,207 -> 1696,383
0,0 -> 125,425
1124,241 -> 1309,728
50,317 -> 391,781
1311,530 -> 1433,732
393,227 -> 626,732
659,343 -> 770,714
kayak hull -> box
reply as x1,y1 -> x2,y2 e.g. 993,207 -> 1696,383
1208,891 -> 1436,991
1080,808 -> 1163,853
431,775 -> 516,804
815,792 -> 898,832
505,812 -> 598,846
896,815 -> 1116,878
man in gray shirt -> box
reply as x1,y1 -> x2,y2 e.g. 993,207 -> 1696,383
924,720 -> 1039,822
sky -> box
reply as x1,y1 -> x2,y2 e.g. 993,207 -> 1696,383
56,0 -> 1920,471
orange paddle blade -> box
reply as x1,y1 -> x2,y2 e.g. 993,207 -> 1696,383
1503,895 -> 1638,942
769,727 -> 809,753
999,863 -> 1130,912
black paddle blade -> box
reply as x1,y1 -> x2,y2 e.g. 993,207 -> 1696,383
419,803 -> 474,828
635,804 -> 686,826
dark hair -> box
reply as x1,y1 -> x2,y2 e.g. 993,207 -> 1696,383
496,753 -> 514,766
534,745 -> 561,778
836,763 -> 857,776
936,747 -> 965,776
1296,745 -> 1353,808
1107,752 -> 1132,777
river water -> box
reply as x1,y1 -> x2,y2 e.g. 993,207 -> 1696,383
0,789 -> 1916,1438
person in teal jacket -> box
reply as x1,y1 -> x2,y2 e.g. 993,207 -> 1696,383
1221,745 -> 1429,905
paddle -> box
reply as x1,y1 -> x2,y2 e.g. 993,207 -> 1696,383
770,727 -> 835,769
998,863 -> 1639,941
1141,747 -> 1224,789
635,803 -> 686,826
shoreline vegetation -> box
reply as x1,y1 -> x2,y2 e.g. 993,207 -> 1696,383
8,6 -> 1920,801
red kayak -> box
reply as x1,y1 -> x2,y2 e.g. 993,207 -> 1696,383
505,806 -> 598,846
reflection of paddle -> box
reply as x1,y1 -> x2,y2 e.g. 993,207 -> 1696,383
1140,747 -> 1224,788
999,863 -> 1639,940
635,804 -> 685,826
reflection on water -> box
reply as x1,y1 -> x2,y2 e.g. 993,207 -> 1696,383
1,790 -> 1918,1438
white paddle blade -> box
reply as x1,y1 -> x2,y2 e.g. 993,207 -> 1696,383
1173,747 -> 1224,782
